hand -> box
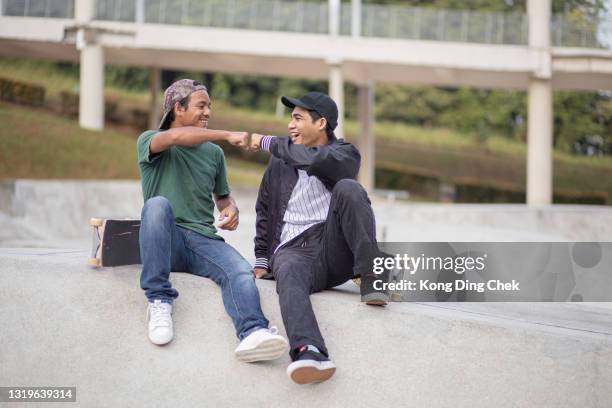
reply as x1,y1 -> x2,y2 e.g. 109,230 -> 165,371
249,133 -> 265,152
227,132 -> 249,149
217,204 -> 239,231
253,268 -> 268,279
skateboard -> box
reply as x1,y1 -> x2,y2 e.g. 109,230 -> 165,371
88,218 -> 142,267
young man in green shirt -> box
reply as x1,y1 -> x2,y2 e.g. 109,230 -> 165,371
137,79 -> 288,362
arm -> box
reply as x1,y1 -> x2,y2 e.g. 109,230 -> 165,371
214,193 -> 239,231
253,163 -> 272,278
251,134 -> 361,189
150,127 -> 248,154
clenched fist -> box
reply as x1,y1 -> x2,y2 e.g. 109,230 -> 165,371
253,268 -> 268,279
249,133 -> 265,152
227,132 -> 249,149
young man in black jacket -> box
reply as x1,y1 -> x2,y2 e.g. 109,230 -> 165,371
249,92 -> 389,385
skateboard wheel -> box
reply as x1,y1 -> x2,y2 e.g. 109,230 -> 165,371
88,257 -> 101,267
352,277 -> 361,286
90,218 -> 103,227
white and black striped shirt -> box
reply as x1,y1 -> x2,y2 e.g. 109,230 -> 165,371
277,169 -> 331,251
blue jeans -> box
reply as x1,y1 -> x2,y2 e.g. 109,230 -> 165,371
139,196 -> 269,340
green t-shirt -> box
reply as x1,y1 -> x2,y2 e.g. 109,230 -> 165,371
137,130 -> 230,240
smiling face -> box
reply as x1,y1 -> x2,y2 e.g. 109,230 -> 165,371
288,106 -> 328,147
171,90 -> 211,129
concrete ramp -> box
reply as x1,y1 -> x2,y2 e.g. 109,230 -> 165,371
2,180 -> 612,406
1,248 -> 611,407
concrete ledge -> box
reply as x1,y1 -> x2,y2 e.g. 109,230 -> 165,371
3,180 -> 612,248
1,249 -> 611,407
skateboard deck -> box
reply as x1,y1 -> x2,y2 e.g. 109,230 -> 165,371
88,218 -> 141,267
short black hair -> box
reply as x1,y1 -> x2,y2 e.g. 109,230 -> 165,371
307,109 -> 335,140
167,94 -> 191,125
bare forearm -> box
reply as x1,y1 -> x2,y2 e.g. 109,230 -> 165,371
172,127 -> 231,145
151,127 -> 230,153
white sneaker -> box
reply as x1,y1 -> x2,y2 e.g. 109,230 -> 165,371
147,300 -> 173,345
234,326 -> 289,363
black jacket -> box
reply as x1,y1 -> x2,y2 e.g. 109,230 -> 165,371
254,136 -> 361,266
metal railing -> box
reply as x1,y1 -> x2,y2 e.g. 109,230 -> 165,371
96,0 -> 330,33
2,0 -> 609,49
2,0 -> 74,18
95,0 -> 135,21
551,13 -> 612,49
346,4 -> 529,45
94,0 -> 611,49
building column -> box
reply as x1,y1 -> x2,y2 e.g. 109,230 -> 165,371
76,0 -> 105,131
351,0 -> 361,37
149,68 -> 161,130
328,0 -> 344,138
328,64 -> 344,140
329,0 -> 340,36
357,81 -> 375,192
527,0 -> 552,205
136,0 -> 145,23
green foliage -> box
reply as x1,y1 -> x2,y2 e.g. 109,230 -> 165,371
0,77 -> 45,106
553,91 -> 612,153
167,71 -> 328,113
374,85 -> 528,141
105,66 -> 150,91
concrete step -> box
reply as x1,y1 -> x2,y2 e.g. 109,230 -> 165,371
4,180 -> 612,247
1,249 -> 611,407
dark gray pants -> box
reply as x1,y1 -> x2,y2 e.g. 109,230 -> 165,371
270,179 -> 377,360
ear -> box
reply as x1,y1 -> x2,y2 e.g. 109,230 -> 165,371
173,101 -> 185,117
318,117 -> 328,132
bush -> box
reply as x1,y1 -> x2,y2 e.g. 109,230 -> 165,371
0,77 -> 45,106
59,91 -> 79,117
130,108 -> 149,131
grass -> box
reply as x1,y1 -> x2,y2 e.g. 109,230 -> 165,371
0,102 -> 265,187
0,57 -> 149,102
0,102 -> 139,179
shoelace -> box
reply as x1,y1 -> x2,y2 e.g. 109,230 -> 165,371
149,303 -> 171,327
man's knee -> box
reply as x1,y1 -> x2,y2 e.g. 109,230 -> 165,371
332,179 -> 367,202
142,196 -> 173,222
218,268 -> 254,289
273,263 -> 309,294
228,260 -> 257,284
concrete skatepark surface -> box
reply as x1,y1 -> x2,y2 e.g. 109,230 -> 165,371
1,180 -> 612,407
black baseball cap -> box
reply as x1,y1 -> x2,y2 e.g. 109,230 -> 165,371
281,92 -> 338,135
